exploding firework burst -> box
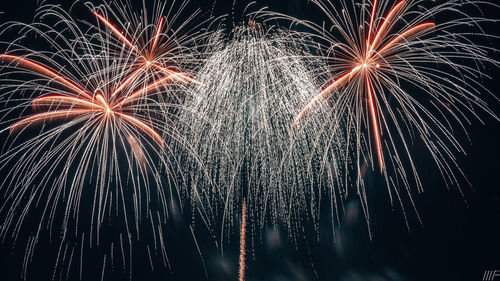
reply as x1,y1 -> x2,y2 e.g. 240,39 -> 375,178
87,0 -> 207,91
0,2 -> 205,278
279,0 -> 500,225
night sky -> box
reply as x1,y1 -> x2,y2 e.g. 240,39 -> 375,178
0,0 -> 499,280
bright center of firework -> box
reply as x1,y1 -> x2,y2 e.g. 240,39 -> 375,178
96,93 -> 112,114
360,54 -> 381,70
358,58 -> 377,70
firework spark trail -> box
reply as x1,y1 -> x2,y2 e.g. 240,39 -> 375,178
178,23 -> 346,249
0,2 -> 205,278
279,0 -> 500,226
238,199 -> 247,281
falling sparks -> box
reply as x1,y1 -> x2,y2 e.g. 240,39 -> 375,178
177,24 -> 345,246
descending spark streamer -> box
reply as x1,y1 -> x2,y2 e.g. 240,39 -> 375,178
283,0 -> 499,224
0,3 -> 201,279
178,23 -> 345,247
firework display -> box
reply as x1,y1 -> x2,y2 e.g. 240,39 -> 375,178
0,0 -> 498,280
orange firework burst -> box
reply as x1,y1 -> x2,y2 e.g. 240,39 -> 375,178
89,0 -> 205,89
0,49 -> 173,241
1,54 -> 166,148
285,0 -> 499,223
0,3 -> 204,277
293,0 -> 435,174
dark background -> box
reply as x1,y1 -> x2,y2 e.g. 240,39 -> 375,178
0,0 -> 499,280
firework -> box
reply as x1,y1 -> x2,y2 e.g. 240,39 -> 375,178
87,0 -> 207,90
177,22 -> 346,248
0,2 -> 203,278
284,0 -> 499,224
